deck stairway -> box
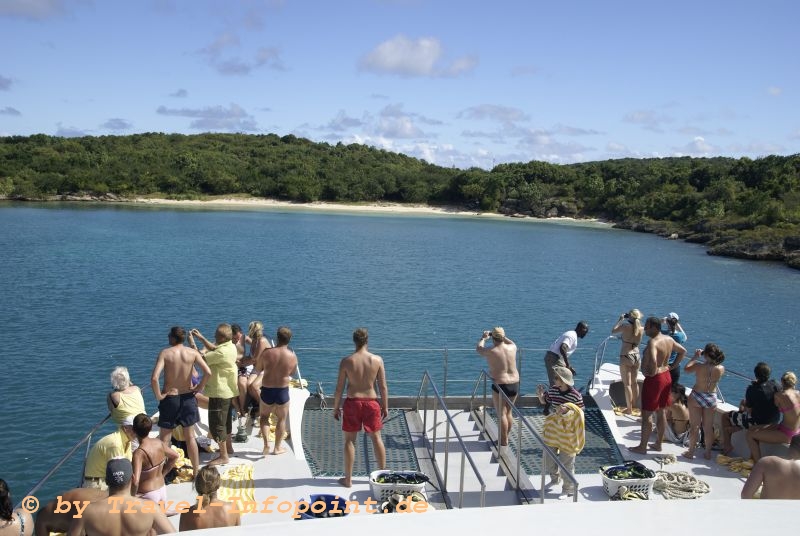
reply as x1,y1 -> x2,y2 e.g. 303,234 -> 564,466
411,407 -> 526,508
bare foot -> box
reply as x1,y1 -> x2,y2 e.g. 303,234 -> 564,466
704,450 -> 713,460
337,477 -> 352,488
628,445 -> 647,455
621,408 -> 632,415
272,447 -> 287,455
262,445 -> 271,456
682,450 -> 694,460
649,443 -> 662,452
207,456 -> 230,467
721,447 -> 733,456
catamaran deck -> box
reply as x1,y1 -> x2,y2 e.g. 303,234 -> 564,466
150,361 -> 774,533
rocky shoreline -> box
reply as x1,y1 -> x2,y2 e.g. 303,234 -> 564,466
5,193 -> 800,270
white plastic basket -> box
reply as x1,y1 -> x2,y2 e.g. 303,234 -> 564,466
600,462 -> 656,498
369,470 -> 428,501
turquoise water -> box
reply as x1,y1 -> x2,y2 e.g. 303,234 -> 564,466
1,202 -> 798,502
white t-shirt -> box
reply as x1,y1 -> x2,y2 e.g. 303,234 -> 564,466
549,330 -> 578,356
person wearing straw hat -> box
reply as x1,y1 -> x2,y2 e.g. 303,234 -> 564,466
476,327 -> 520,447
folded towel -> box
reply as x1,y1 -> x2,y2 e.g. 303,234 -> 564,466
218,463 -> 255,504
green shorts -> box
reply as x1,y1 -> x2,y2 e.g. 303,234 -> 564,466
208,397 -> 233,442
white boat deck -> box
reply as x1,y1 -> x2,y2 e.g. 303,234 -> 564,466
151,364 -> 796,532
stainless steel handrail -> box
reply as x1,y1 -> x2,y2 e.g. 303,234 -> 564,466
415,371 -> 487,508
15,414 -> 111,509
470,370 -> 579,503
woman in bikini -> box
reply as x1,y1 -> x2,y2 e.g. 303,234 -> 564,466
611,309 -> 644,415
746,371 -> 800,461
0,480 -> 33,536
131,414 -> 179,505
683,343 -> 725,459
667,382 -> 690,438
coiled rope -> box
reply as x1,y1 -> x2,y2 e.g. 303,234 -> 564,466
653,471 -> 711,499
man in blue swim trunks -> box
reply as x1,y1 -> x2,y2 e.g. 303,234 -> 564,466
151,326 -> 211,478
255,326 -> 298,456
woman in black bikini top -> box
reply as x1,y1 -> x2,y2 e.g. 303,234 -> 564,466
0,480 -> 33,536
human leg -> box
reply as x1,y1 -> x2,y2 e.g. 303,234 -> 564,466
620,362 -> 635,413
236,375 -> 249,417
259,401 -> 272,455
629,409 -> 653,454
207,397 -> 231,466
369,430 -> 387,470
746,426 -> 788,461
492,390 -> 508,446
559,451 -> 577,496
272,402 -> 290,455
543,447 -> 561,485
683,395 -> 703,458
701,407 -> 717,459
339,431 -> 358,487
544,352 -> 565,386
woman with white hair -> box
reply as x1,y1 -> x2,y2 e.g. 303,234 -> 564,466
107,366 -> 146,425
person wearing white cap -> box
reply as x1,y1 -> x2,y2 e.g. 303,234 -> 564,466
70,457 -> 175,535
476,327 -> 520,447
661,312 -> 688,384
82,418 -> 136,490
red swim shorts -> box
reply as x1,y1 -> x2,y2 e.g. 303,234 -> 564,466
342,398 -> 383,433
641,370 -> 672,412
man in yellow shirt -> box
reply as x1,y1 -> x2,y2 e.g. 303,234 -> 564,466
82,417 -> 136,490
191,323 -> 238,466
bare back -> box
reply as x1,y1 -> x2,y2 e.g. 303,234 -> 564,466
642,333 -> 682,377
478,340 -> 519,385
70,495 -> 174,536
341,349 -> 385,398
154,344 -> 203,396
132,437 -> 174,494
749,457 -> 800,499
612,321 -> 643,354
179,500 -> 240,531
775,389 -> 800,431
687,362 -> 725,395
258,345 -> 297,389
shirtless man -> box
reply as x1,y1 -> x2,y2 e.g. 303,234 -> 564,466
34,488 -> 106,536
741,456 -> 800,499
629,316 -> 687,454
151,326 -> 211,478
68,458 -> 174,536
476,327 -> 520,447
255,326 -> 298,456
333,328 -> 389,488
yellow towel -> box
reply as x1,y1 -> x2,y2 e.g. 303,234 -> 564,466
542,403 -> 585,454
217,463 -> 255,505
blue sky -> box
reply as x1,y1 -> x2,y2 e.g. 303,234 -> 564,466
1,0 -> 798,169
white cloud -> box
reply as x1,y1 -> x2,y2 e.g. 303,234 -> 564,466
54,123 -> 88,137
0,0 -> 67,19
101,118 -> 132,131
198,35 -> 285,76
672,136 -> 718,156
0,106 -> 21,116
169,88 -> 188,98
551,124 -> 601,136
375,115 -> 424,139
0,75 -> 12,90
156,103 -> 258,132
458,104 -> 528,124
198,32 -> 240,60
325,110 -> 364,132
623,109 -> 673,133
359,34 -> 476,78
767,86 -> 782,96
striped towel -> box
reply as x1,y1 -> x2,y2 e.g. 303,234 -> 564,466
217,463 -> 255,505
542,402 -> 585,454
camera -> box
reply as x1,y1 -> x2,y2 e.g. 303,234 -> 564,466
623,313 -> 630,319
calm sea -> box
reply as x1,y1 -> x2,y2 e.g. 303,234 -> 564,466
1,202 -> 798,502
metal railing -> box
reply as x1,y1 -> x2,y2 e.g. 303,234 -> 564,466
470,370 -> 579,503
415,371 -> 487,508
15,414 -> 111,510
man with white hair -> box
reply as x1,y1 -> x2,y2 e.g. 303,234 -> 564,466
476,327 -> 520,447
82,418 -> 136,490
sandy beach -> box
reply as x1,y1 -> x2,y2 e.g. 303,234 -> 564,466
127,196 -> 609,226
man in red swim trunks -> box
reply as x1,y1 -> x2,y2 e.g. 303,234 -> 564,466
332,327 -> 389,488
629,316 -> 686,455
